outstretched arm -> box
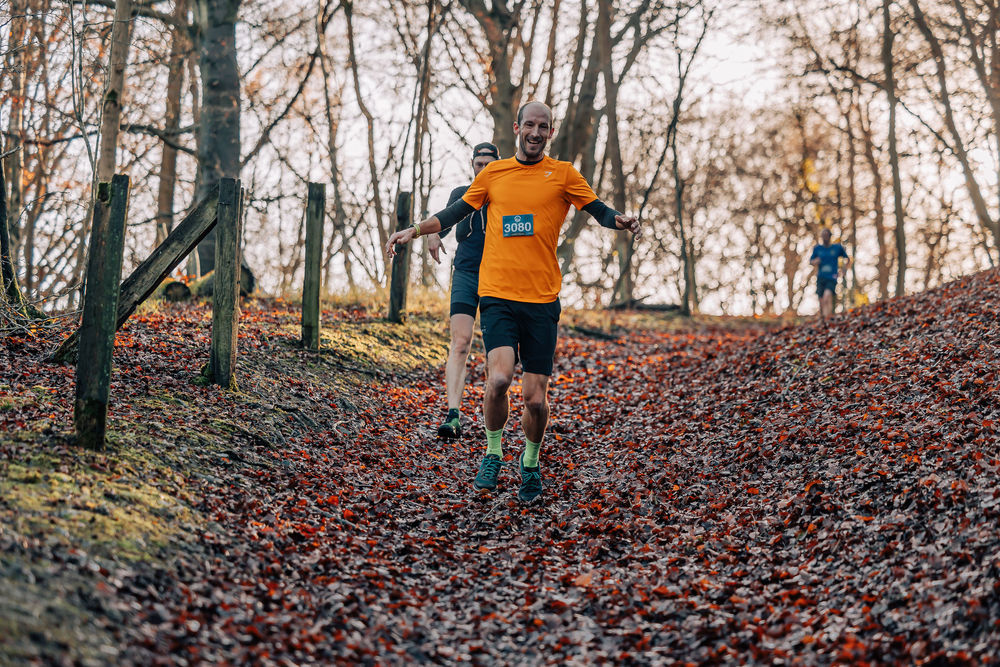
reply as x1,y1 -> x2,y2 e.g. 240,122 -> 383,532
582,199 -> 641,236
384,198 -> 476,258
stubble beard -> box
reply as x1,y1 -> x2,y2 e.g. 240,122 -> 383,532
520,134 -> 546,161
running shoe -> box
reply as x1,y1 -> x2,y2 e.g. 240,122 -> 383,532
474,454 -> 502,491
518,453 -> 543,503
437,416 -> 462,439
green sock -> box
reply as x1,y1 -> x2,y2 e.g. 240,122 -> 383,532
485,428 -> 503,457
523,438 -> 541,468
447,408 -> 460,424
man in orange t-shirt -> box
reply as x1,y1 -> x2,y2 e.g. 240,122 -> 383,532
386,101 -> 640,503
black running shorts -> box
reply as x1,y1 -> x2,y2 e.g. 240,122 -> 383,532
449,268 -> 479,317
479,296 -> 561,376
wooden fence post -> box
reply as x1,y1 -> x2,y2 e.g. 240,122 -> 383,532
210,178 -> 242,388
388,191 -> 412,324
302,182 -> 325,349
75,175 -> 129,450
49,185 -> 220,363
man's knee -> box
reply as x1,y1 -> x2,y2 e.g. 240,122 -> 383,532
451,331 -> 473,356
486,372 -> 513,396
523,397 -> 548,419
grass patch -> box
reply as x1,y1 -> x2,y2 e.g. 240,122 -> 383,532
0,432 -> 200,562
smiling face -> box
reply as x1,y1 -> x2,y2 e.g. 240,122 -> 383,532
514,102 -> 554,162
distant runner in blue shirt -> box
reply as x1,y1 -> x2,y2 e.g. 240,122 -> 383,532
809,228 -> 851,319
426,142 -> 499,439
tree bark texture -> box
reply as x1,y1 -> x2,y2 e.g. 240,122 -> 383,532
302,183 -> 325,350
908,0 -> 1000,257
195,0 -> 242,275
388,192 -> 412,324
344,0 -> 388,257
1,148 -> 30,316
5,0 -> 27,255
318,10 -> 354,289
598,0 -> 633,307
456,0 -> 521,158
859,105 -> 891,300
95,0 -> 134,182
882,0 -> 907,297
210,179 -> 242,388
74,176 -> 129,450
155,0 -> 190,247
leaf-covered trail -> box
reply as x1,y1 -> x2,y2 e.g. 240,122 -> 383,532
112,321 -> 779,665
3,272 -> 999,664
115,280 -> 997,665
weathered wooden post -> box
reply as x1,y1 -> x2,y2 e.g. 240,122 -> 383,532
75,175 -> 129,450
49,185 -> 220,363
302,182 -> 325,349
209,178 -> 243,388
388,191 -> 412,324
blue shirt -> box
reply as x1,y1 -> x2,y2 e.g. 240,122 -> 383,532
811,243 -> 848,279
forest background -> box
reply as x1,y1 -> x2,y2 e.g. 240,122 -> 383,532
3,0 -> 1000,318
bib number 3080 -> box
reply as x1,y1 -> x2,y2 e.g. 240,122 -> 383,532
502,214 -> 534,237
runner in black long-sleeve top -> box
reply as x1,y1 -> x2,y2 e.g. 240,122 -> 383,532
426,142 -> 499,438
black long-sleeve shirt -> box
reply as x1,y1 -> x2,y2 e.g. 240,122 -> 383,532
437,185 -> 488,274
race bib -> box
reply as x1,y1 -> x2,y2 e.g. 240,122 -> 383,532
502,214 -> 534,237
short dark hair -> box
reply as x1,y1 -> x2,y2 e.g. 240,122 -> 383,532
516,101 -> 552,125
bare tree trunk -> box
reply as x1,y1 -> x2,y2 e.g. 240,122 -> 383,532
951,0 -> 1000,248
860,104 -> 891,300
2,147 -> 30,318
598,0 -> 632,306
155,0 -> 189,247
5,0 -> 27,257
551,30 -> 602,165
882,0 -> 906,297
847,96 -> 859,295
318,8 -> 353,291
556,110 -> 603,276
909,0 -> 1000,258
541,0 -> 560,106
673,129 -> 692,316
413,1 -> 438,288
456,0 -> 522,157
555,0 -> 590,159
554,26 -> 604,275
195,0 -> 242,274
70,0 -> 134,306
666,5 -> 712,314
345,0 -> 388,255
186,36 -> 202,278
96,0 -> 134,182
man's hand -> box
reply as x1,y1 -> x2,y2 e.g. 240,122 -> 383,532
427,233 -> 444,264
615,214 -> 641,237
385,226 -> 418,259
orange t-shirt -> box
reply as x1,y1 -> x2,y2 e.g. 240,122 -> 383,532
461,156 -> 598,303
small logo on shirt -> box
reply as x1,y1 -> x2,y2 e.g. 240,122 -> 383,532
545,171 -> 552,177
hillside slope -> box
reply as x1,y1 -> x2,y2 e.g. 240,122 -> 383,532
1,273 -> 998,664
